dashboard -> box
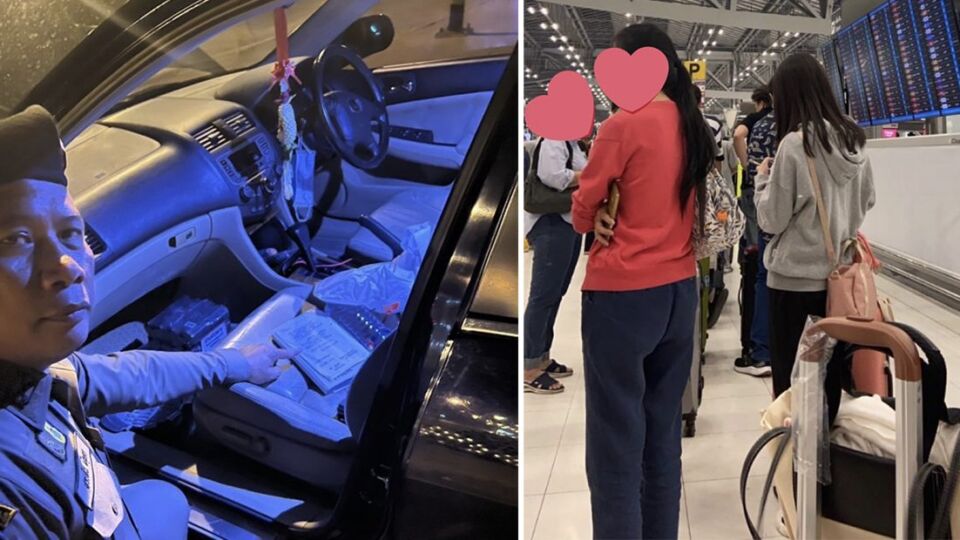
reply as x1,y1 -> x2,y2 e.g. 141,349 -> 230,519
65,57 -> 311,272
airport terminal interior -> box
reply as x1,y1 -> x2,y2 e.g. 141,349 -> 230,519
524,0 -> 960,537
524,255 -> 960,539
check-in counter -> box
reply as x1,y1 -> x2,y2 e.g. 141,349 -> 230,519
862,134 -> 960,306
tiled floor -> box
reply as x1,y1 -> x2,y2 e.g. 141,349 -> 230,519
523,251 -> 960,539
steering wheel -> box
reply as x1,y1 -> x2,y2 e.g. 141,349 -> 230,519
313,45 -> 390,170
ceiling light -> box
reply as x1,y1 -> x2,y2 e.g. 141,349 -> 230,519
625,12 -> 632,17
698,49 -> 704,54
762,51 -> 767,56
703,40 -> 708,46
533,74 -> 538,79
706,50 -> 712,55
575,54 -> 580,59
561,35 -> 568,42
540,7 -> 548,15
550,35 -> 557,42
527,6 -> 535,14
566,54 -> 572,59
558,45 -> 565,51
580,62 -> 585,67
525,67 -> 531,72
540,22 -> 547,29
708,28 -> 715,35
718,29 -> 724,35
571,61 -> 577,66
551,23 -> 559,30
712,40 -> 717,46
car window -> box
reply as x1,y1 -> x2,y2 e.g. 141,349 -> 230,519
362,0 -> 516,68
0,0 -> 127,115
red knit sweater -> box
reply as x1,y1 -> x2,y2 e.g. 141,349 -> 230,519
571,100 -> 696,291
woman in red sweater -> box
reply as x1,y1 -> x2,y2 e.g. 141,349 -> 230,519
571,24 -> 715,539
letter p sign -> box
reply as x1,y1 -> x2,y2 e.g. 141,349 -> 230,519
683,60 -> 706,82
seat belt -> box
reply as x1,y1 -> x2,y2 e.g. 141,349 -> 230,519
48,360 -> 106,452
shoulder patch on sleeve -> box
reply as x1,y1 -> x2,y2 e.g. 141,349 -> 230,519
0,504 -> 18,530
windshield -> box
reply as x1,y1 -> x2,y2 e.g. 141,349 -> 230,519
0,0 -> 328,116
120,0 -> 328,105
0,0 -> 127,115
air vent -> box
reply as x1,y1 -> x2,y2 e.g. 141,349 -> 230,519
223,111 -> 255,136
84,227 -> 107,259
192,124 -> 229,153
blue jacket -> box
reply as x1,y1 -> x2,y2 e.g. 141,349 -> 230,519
0,349 -> 249,538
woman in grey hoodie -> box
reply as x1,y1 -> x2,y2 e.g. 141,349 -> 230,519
754,53 -> 876,397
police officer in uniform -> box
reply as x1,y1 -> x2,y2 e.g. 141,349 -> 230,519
0,106 -> 295,539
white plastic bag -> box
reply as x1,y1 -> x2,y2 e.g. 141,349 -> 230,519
313,222 -> 432,313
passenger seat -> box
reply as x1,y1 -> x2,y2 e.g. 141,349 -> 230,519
192,288 -> 390,491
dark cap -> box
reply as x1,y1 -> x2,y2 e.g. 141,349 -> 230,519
0,105 -> 67,187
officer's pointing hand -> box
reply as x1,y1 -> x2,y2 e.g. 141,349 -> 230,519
236,344 -> 298,385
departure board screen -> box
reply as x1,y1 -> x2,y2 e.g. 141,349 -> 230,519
851,17 -> 888,123
869,3 -> 913,121
835,28 -> 871,124
831,0 -> 960,122
911,0 -> 960,116
820,42 -> 845,111
887,0 -> 937,117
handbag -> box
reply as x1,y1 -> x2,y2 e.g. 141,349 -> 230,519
524,139 -> 576,215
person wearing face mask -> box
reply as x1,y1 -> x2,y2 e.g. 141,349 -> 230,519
0,106 -> 295,539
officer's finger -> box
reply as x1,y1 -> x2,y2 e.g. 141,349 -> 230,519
599,214 -> 615,228
594,233 -> 610,247
269,347 -> 300,360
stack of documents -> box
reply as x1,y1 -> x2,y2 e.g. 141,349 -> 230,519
273,312 -> 369,394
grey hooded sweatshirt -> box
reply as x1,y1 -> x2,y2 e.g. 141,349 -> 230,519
754,123 -> 875,292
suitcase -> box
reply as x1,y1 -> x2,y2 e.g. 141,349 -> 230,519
682,258 -> 709,437
743,318 -> 932,539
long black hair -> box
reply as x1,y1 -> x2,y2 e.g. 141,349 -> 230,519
614,24 -> 715,231
769,53 -> 865,157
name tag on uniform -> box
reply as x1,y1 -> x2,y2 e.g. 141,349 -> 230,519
72,433 -> 95,509
71,433 -> 124,537
38,422 -> 67,462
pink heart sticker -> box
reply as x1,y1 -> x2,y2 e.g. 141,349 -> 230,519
524,71 -> 594,141
595,47 -> 669,113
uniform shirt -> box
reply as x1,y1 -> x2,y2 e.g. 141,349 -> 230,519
0,349 -> 248,539
571,100 -> 695,291
523,138 -> 587,235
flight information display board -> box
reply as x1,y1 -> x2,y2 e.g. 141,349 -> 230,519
835,28 -> 871,124
911,0 -> 960,116
869,3 -> 913,121
851,17 -> 888,123
820,42 -> 845,111
887,0 -> 937,117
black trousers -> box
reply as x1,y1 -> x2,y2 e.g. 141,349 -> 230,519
769,288 -> 827,397
739,250 -> 758,357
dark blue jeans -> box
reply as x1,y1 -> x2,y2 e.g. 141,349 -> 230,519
751,233 -> 771,362
524,214 -> 582,367
582,279 -> 697,539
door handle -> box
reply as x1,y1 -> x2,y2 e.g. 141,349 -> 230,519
383,75 -> 415,96
388,80 -> 414,94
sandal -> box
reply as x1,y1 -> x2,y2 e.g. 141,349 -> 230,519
524,372 -> 565,394
544,359 -> 573,378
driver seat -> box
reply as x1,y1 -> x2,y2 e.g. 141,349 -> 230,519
345,185 -> 450,262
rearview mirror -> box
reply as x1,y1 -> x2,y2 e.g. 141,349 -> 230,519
338,14 -> 394,58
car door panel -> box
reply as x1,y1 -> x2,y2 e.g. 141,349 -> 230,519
325,58 -> 505,220
386,90 -> 493,167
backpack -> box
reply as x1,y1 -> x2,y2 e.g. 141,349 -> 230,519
693,168 -> 745,259
524,139 -> 576,215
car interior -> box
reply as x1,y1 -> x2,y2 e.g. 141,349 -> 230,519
59,0 -> 512,534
